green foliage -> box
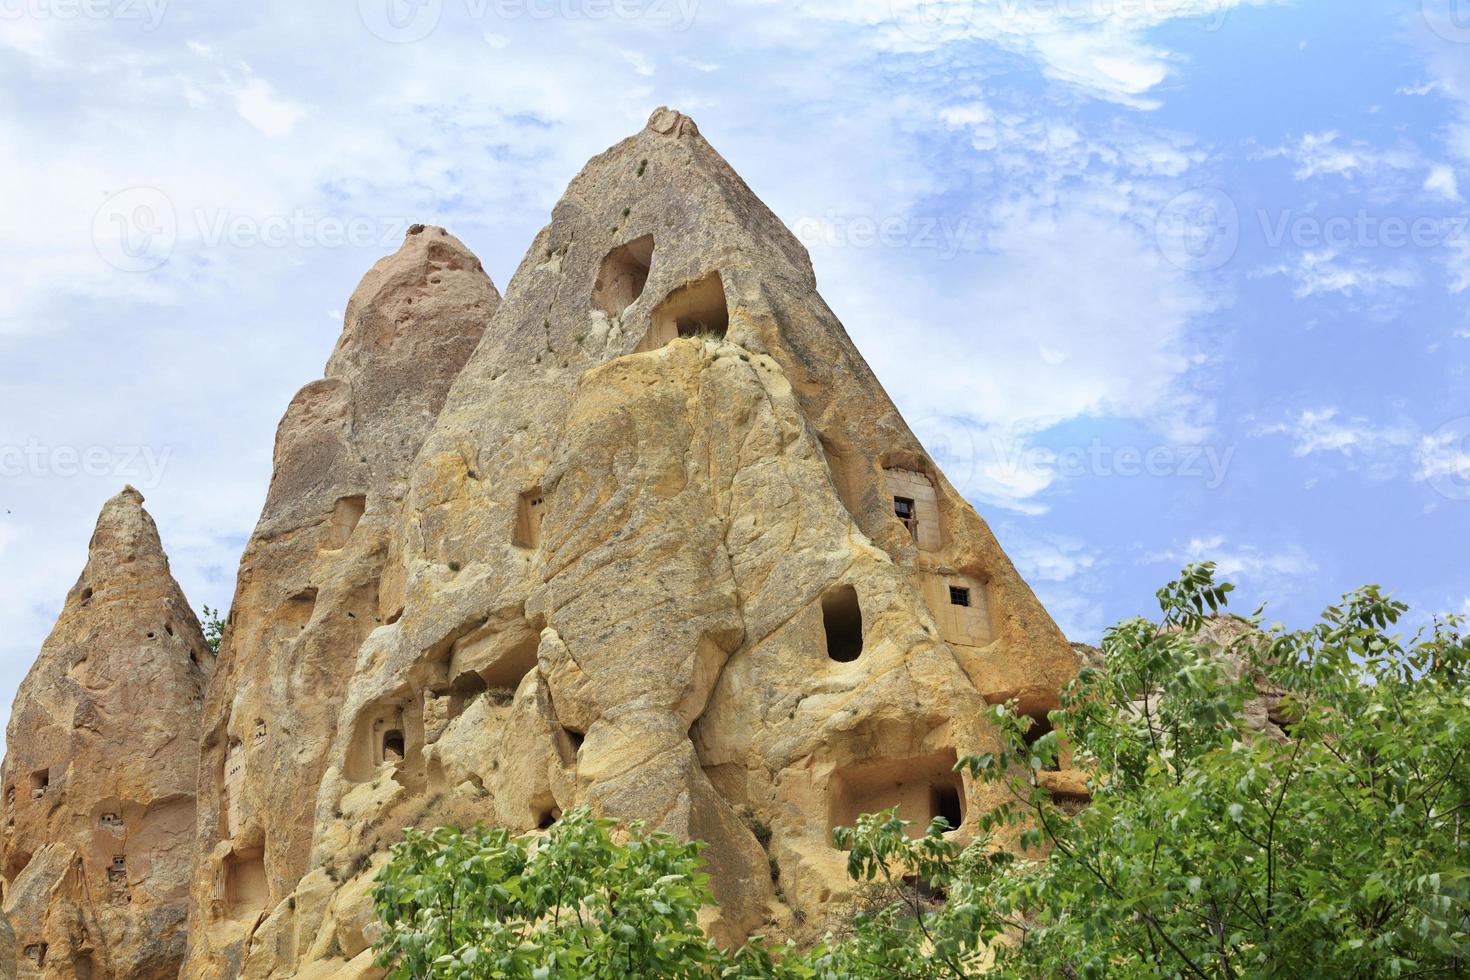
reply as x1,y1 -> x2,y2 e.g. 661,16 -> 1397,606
372,808 -> 810,979
374,567 -> 1469,978
200,604 -> 225,653
820,564 -> 1470,978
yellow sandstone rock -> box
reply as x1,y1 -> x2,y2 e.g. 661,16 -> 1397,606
1,489 -> 212,978
4,110 -> 1081,977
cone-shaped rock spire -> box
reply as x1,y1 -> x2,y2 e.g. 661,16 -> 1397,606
182,226 -> 500,977
163,108 -> 1078,973
1,487 -> 212,978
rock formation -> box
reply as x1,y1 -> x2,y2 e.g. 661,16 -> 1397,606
170,108 -> 1079,976
181,226 -> 500,978
2,109 -> 1084,978
0,488 -> 212,978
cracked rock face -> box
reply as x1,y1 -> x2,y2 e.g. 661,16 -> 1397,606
168,108 -> 1078,977
0,488 -> 212,979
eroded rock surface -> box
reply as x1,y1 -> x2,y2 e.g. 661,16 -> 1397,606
1,110 -> 1081,978
168,107 -> 1080,975
0,488 -> 212,978
181,226 -> 501,979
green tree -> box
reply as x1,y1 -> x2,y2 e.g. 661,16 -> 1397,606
200,604 -> 226,654
372,808 -> 809,979
373,566 -> 1469,978
817,564 -> 1470,978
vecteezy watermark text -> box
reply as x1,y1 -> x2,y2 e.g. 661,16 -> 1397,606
1259,210 -> 1468,250
792,212 -> 982,260
995,438 -> 1236,490
1156,186 -> 1470,272
0,0 -> 167,29
0,440 -> 172,488
888,0 -> 1235,45
358,0 -> 698,43
92,187 -> 411,273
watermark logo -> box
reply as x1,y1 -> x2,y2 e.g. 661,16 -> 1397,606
1155,188 -> 1240,272
92,187 -> 177,274
889,0 -> 975,44
1423,0 -> 1470,44
359,0 -> 443,43
0,440 -> 172,488
1420,417 -> 1470,500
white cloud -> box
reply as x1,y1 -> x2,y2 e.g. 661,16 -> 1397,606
619,49 -> 656,77
1425,164 -> 1462,201
1154,534 -> 1317,585
1259,408 -> 1416,479
1267,131 -> 1418,181
1258,248 -> 1422,303
770,0 -> 1282,106
674,56 -> 719,72
1010,534 -> 1100,583
938,102 -> 992,128
232,77 -> 307,138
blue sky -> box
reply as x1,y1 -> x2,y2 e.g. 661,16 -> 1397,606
2,0 -> 1469,729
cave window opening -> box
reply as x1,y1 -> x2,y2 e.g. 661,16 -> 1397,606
1024,712 -> 1060,772
108,856 -> 128,890
223,739 -> 246,838
24,944 -> 46,966
593,235 -> 654,318
322,495 -> 367,551
30,770 -> 49,799
640,272 -> 729,350
448,671 -> 489,717
223,849 -> 268,920
821,586 -> 864,663
882,467 -> 942,551
930,784 -> 963,830
828,751 -> 963,845
382,730 -> 405,764
894,496 -> 917,539
949,586 -> 970,607
515,488 -> 546,549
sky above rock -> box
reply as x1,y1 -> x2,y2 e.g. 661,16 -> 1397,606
2,0 -> 1468,741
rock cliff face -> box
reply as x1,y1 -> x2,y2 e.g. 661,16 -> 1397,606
0,488 -> 212,978
3,109 -> 1082,978
171,108 -> 1078,976
181,226 -> 500,979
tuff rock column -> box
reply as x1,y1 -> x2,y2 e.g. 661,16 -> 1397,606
1,488 -> 212,979
182,227 -> 499,978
